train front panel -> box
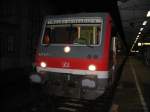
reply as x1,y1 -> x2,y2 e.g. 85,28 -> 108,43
33,13 -> 112,99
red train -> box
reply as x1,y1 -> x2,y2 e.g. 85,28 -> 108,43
30,13 -> 127,100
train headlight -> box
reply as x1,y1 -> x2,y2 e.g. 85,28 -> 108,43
64,46 -> 71,53
40,62 -> 47,68
88,65 -> 96,71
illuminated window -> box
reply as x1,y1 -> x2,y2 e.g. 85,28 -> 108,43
41,23 -> 101,46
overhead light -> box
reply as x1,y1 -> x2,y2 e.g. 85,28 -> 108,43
137,35 -> 139,38
134,40 -> 137,43
140,28 -> 144,31
143,43 -> 150,46
136,38 -> 138,40
142,20 -> 147,25
138,42 -> 142,46
138,32 -> 141,34
147,10 -> 150,17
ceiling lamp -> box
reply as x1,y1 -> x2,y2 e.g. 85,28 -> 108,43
142,20 -> 147,25
143,43 -> 150,46
140,28 -> 144,31
147,10 -> 150,17
138,43 -> 142,46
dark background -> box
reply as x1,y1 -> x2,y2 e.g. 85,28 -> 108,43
0,0 -> 124,71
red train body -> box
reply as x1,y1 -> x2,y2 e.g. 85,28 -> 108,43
30,13 -> 126,100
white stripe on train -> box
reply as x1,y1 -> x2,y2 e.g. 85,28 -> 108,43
36,66 -> 109,79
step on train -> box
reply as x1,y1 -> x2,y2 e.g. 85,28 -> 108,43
30,13 -> 127,100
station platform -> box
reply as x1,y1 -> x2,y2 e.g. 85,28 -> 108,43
112,56 -> 150,112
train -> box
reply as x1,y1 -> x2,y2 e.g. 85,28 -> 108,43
30,12 -> 127,100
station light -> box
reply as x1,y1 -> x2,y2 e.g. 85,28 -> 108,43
147,10 -> 150,17
134,40 -> 137,43
140,28 -> 144,31
142,20 -> 147,25
132,45 -> 134,49
137,42 -> 150,46
137,35 -> 139,38
138,32 -> 141,35
143,43 -> 150,46
138,42 -> 142,46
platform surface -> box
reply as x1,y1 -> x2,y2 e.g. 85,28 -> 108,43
112,56 -> 150,112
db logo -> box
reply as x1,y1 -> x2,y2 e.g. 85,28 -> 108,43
63,62 -> 70,68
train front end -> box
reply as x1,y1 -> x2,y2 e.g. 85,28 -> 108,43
32,13 -> 112,100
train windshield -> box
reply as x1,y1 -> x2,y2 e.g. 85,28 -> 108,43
42,22 -> 102,46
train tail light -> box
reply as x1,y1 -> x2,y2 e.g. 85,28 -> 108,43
40,62 -> 47,68
88,64 -> 96,71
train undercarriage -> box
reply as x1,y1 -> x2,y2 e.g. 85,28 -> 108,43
38,72 -> 109,100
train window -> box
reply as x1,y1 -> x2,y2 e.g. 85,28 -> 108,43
41,24 -> 101,46
78,25 -> 101,45
42,28 -> 50,45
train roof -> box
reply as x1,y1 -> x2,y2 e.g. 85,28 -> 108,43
44,12 -> 111,20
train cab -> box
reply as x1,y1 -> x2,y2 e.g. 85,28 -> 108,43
30,13 -> 127,100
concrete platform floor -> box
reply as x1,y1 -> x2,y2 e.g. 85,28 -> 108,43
112,56 -> 150,112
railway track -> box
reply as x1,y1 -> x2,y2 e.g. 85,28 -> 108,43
54,89 -> 114,112
54,93 -> 113,112
12,89 -> 114,112
4,83 -> 115,112
41,88 -> 114,112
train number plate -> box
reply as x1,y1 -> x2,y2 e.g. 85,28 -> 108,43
81,79 -> 96,88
